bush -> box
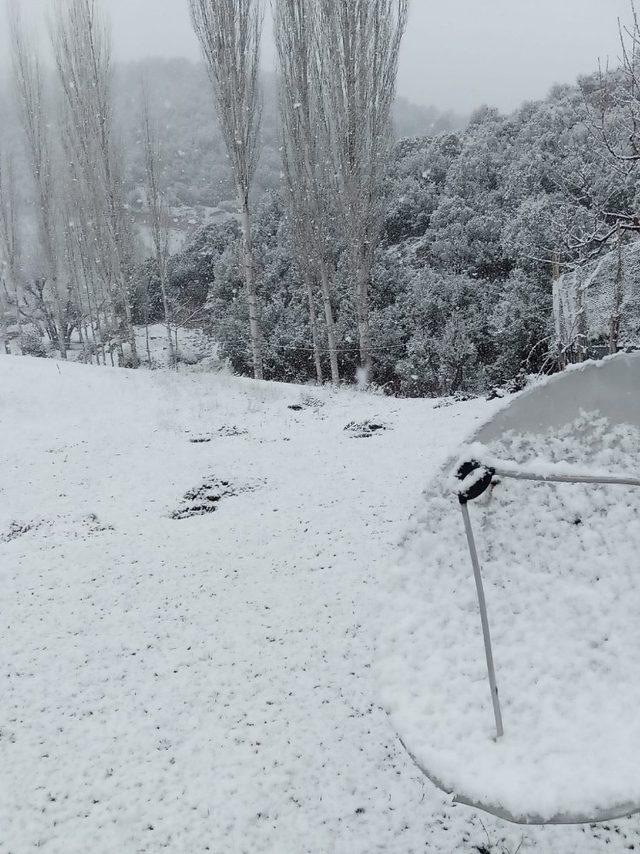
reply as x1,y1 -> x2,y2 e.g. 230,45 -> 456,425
21,331 -> 47,358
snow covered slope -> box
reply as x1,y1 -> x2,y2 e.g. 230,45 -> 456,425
1,356 -> 640,852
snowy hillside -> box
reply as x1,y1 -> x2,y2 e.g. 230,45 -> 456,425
2,357 -> 640,853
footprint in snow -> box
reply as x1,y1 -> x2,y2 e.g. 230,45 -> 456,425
344,419 -> 390,439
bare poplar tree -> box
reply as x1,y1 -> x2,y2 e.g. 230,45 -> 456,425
141,89 -> 176,369
0,284 -> 9,355
188,0 -> 264,380
52,0 -> 139,367
0,150 -> 22,354
63,199 -> 100,364
317,0 -> 408,380
9,2 -> 68,359
59,109 -> 124,366
66,213 -> 102,363
274,0 -> 340,384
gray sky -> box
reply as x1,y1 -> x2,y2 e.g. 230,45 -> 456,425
2,0 -> 633,113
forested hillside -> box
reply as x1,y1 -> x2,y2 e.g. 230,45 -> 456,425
1,2 -> 638,397
157,69 -> 640,395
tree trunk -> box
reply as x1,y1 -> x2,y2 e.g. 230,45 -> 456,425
118,275 -> 138,368
304,273 -> 323,384
83,274 -> 103,365
143,280 -> 151,367
12,278 -> 23,354
319,263 -> 340,384
0,294 -> 8,354
574,269 -> 587,363
164,318 -> 175,369
240,195 -> 264,380
158,268 -> 176,369
355,262 -> 372,380
49,276 -> 68,360
609,229 -> 624,355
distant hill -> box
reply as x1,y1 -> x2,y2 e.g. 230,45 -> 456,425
116,58 -> 466,211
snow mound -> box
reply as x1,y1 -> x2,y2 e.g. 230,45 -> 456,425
379,405 -> 640,823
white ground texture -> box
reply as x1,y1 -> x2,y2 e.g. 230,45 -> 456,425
2,357 -> 640,853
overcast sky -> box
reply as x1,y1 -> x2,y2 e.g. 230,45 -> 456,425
1,0 -> 633,114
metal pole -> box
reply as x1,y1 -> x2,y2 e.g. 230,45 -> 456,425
492,468 -> 640,490
455,461 -> 640,742
460,499 -> 504,740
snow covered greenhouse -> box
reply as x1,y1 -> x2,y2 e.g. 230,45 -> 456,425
553,240 -> 640,364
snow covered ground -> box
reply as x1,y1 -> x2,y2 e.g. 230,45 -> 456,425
37,325 -> 226,373
135,324 -> 225,372
2,356 -> 640,852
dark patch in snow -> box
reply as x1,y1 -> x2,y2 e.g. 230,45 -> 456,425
83,513 -> 115,534
1,514 -> 113,543
2,520 -> 43,542
188,425 -> 250,442
345,420 -> 390,439
217,425 -> 249,437
172,478 -> 256,520
487,374 -> 528,401
288,395 -> 325,413
434,392 -> 477,409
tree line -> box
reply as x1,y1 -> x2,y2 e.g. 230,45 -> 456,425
162,2 -> 640,394
0,0 -> 172,367
188,0 -> 408,383
0,0 -> 408,384
1,0 -> 640,394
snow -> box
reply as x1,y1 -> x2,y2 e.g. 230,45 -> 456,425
58,325 -> 225,373
135,324 -> 225,372
454,440 -> 640,491
379,410 -> 640,823
3,355 -> 640,851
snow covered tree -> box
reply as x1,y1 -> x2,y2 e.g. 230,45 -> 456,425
574,4 -> 640,253
0,149 -> 22,354
274,0 -> 340,384
9,3 -> 68,359
317,0 -> 408,380
188,0 -> 264,380
62,164 -> 111,365
52,0 -> 139,367
141,88 -> 176,369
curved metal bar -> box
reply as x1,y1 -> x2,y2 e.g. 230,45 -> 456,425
397,732 -> 640,826
458,463 -> 640,740
493,468 -> 640,489
459,499 -> 504,740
